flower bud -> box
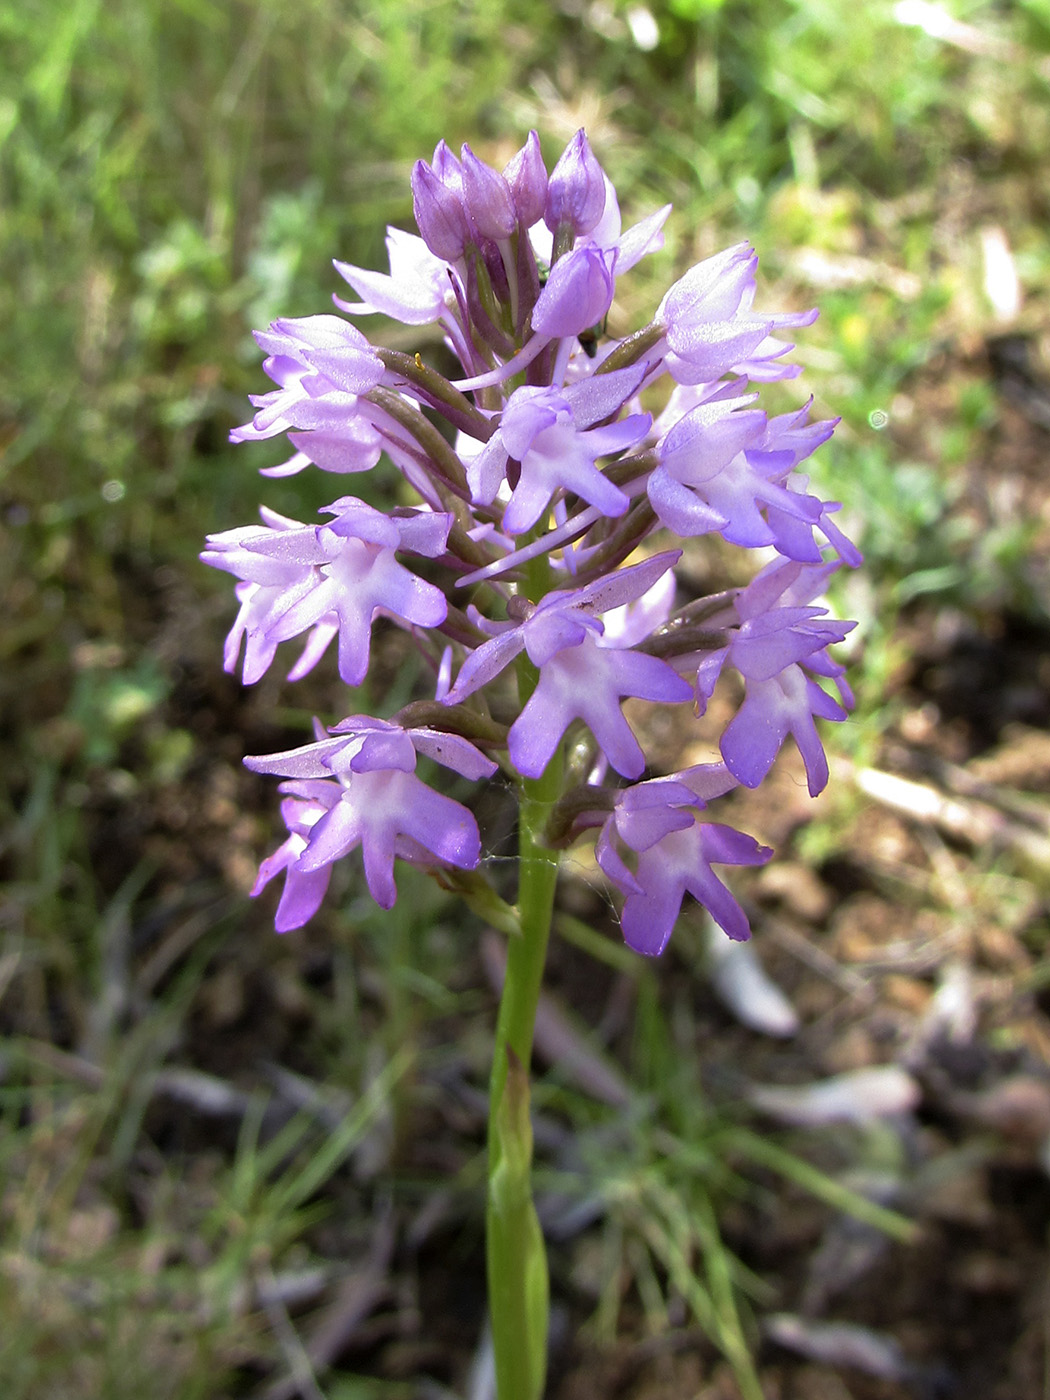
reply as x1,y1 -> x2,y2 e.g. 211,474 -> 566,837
544,129 -> 607,237
411,158 -> 469,261
430,138 -> 463,189
502,130 -> 548,227
530,243 -> 615,338
460,143 -> 517,241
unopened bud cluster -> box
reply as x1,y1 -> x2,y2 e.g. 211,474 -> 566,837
204,130 -> 859,954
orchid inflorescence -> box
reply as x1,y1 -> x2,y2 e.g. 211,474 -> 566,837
204,129 -> 859,956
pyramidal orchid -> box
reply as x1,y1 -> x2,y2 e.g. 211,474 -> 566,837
204,131 -> 859,1400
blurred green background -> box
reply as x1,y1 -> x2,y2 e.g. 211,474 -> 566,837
2,0 -> 1050,1395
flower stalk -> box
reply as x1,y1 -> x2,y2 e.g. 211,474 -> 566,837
486,762 -> 561,1399
204,128 -> 861,1393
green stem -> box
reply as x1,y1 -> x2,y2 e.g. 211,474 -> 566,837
486,615 -> 562,1400
487,766 -> 561,1160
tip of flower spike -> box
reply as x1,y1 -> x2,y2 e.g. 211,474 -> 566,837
459,143 -> 517,241
545,129 -> 607,237
430,139 -> 462,182
502,130 -> 548,226
411,158 -> 469,262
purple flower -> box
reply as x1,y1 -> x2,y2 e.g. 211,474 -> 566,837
467,366 -> 650,533
230,315 -> 385,449
334,227 -> 453,327
203,499 -> 452,685
246,714 -> 499,784
251,772 -> 482,918
445,553 -> 691,779
509,630 -> 692,779
445,553 -> 683,700
251,788 -> 338,932
692,560 -> 856,795
649,394 -> 859,566
531,243 -> 618,340
246,718 -> 496,917
595,768 -> 772,952
721,664 -> 847,797
202,507 -> 333,683
656,244 -> 816,385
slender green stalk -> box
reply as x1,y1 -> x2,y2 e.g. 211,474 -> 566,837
486,569 -> 562,1399
486,757 -> 561,1400
486,764 -> 562,1156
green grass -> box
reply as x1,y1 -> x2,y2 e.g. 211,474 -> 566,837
3,0 -> 1050,1392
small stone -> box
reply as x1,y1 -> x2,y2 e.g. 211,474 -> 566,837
883,974 -> 932,1015
958,1250 -> 1023,1294
916,1166 -> 994,1226
822,1025 -> 876,1073
199,963 -> 245,1028
756,861 -> 832,922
